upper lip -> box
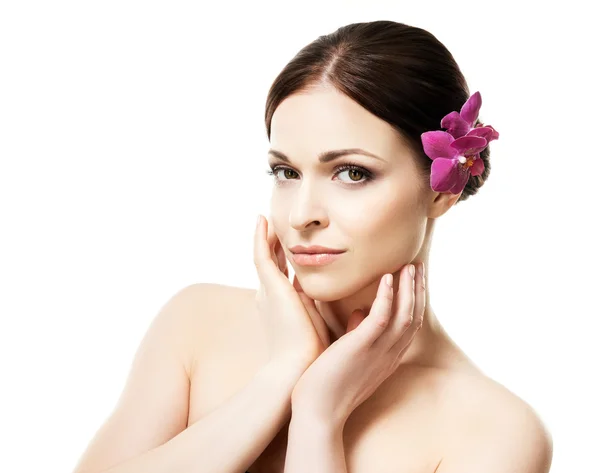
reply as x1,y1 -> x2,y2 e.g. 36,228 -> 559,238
289,245 -> 345,254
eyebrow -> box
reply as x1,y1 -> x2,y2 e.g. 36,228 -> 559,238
267,148 -> 385,164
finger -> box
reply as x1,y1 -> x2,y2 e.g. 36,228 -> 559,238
316,300 -> 346,340
351,274 -> 395,348
346,309 -> 366,333
266,216 -> 279,255
265,216 -> 281,271
292,274 -> 331,347
414,263 -> 425,329
314,300 -> 345,340
274,238 -> 289,278
253,215 -> 282,287
293,276 -> 342,343
381,264 -> 416,352
298,291 -> 330,347
391,263 -> 425,353
292,274 -> 303,292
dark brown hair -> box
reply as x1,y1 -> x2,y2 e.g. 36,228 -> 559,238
264,20 -> 491,203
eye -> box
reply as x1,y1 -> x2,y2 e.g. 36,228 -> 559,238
265,162 -> 374,186
336,166 -> 368,183
266,167 -> 299,180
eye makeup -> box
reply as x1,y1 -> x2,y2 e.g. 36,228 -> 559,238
266,160 -> 376,187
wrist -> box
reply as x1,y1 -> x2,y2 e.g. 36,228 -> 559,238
291,402 -> 348,433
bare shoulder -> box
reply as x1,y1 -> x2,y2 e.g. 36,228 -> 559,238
438,371 -> 553,472
143,282 -> 260,384
179,283 -> 270,423
182,282 -> 259,334
175,282 -> 257,326
172,282 -> 260,358
72,282 -> 260,473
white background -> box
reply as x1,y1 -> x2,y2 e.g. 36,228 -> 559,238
1,1 -> 598,472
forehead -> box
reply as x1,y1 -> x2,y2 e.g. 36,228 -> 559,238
270,87 -> 406,160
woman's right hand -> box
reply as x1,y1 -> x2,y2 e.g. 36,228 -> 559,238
254,214 -> 330,372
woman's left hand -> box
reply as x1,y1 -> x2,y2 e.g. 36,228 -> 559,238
290,263 -> 426,427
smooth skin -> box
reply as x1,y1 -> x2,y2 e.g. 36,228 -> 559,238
257,212 -> 426,429
254,214 -> 331,370
72,85 -> 553,473
291,264 -> 424,430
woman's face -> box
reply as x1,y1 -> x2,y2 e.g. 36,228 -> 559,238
268,86 -> 431,302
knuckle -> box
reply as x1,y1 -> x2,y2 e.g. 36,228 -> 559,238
403,313 -> 414,328
376,316 -> 390,329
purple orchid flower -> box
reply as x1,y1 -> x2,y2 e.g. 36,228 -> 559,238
441,91 -> 500,143
421,131 -> 488,194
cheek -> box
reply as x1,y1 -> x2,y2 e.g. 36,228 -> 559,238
269,194 -> 288,221
352,192 -> 420,235
267,205 -> 282,236
348,195 -> 424,260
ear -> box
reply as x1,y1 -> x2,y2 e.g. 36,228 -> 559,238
427,190 -> 462,218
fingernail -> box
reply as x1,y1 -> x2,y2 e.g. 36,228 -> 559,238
256,215 -> 261,227
385,273 -> 393,287
409,264 -> 415,278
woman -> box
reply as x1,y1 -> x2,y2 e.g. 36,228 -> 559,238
73,20 -> 552,473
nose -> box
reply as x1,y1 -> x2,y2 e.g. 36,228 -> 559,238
288,179 -> 329,231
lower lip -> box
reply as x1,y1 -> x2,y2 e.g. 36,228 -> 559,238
291,252 -> 344,266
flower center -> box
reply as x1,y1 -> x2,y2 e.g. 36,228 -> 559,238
458,155 -> 476,168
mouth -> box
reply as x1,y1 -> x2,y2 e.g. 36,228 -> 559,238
290,251 -> 345,266
289,245 -> 345,254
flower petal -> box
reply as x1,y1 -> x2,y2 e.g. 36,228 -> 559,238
470,156 -> 485,176
467,125 -> 499,142
421,131 -> 457,160
441,111 -> 470,139
449,167 -> 471,194
430,157 -> 461,193
460,91 -> 482,125
467,126 -> 491,139
485,124 -> 499,141
450,135 -> 488,155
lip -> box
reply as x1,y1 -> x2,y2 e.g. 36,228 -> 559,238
289,245 -> 345,254
291,252 -> 344,266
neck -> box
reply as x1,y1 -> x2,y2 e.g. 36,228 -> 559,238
321,263 -> 457,369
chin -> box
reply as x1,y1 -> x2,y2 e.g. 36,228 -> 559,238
293,270 -> 360,302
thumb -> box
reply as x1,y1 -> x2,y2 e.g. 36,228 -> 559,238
346,309 -> 366,333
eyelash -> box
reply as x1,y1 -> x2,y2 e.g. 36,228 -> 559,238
265,162 -> 375,186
